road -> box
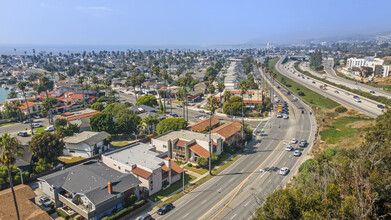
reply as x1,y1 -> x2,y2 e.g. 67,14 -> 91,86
300,59 -> 391,99
0,117 -> 51,143
147,65 -> 316,220
276,57 -> 383,118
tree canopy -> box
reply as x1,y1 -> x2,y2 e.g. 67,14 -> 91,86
222,96 -> 242,116
135,95 -> 158,107
29,132 -> 64,163
156,118 -> 188,135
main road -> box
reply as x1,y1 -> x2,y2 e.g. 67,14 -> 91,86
148,64 -> 316,220
276,57 -> 383,117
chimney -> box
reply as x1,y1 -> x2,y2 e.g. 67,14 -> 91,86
108,181 -> 113,194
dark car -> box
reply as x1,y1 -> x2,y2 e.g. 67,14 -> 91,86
157,203 -> 174,215
377,104 -> 385,109
171,113 -> 179,117
138,214 -> 152,220
370,90 -> 375,94
17,131 -> 28,137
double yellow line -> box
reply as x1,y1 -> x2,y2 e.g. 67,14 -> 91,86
198,140 -> 283,220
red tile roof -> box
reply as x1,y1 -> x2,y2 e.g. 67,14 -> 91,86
58,111 -> 99,121
230,90 -> 254,95
190,143 -> 210,158
131,167 -> 152,179
189,117 -> 220,133
175,139 -> 188,147
169,159 -> 183,176
18,101 -> 39,110
243,100 -> 263,104
161,164 -> 170,172
211,121 -> 242,139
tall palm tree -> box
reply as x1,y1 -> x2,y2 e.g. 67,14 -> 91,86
0,133 -> 23,220
12,101 -> 22,122
77,76 -> 87,107
239,80 -> 248,140
39,76 -> 54,124
206,96 -> 219,175
217,82 -> 225,107
18,82 -> 34,135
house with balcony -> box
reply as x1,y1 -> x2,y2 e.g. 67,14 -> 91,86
102,142 -> 183,196
63,131 -> 109,158
37,160 -> 141,220
151,130 -> 223,162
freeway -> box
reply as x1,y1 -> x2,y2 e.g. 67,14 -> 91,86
148,65 -> 316,220
300,59 -> 391,99
276,57 -> 383,117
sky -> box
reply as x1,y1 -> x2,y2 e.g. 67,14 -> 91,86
1,0 -> 391,46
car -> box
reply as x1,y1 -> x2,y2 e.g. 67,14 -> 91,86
370,90 -> 375,94
275,99 -> 280,103
276,113 -> 282,118
377,104 -> 385,109
273,94 -> 278,98
345,92 -> 350,96
355,87 -> 361,91
33,115 -> 41,119
334,90 -> 339,94
39,196 -> 52,207
293,97 -> 298,101
285,145 -> 293,151
31,123 -> 43,128
157,203 -> 174,215
307,77 -> 310,79
291,138 -> 298,144
45,125 -> 54,132
23,119 -> 33,124
206,111 -> 212,115
354,97 -> 361,102
293,150 -> 302,157
176,105 -> 182,108
17,131 -> 28,137
312,81 -> 316,84
299,139 -> 307,147
277,86 -> 280,89
171,113 -> 179,117
287,91 -> 291,95
138,214 -> 152,220
283,114 -> 289,119
279,167 -> 289,175
198,110 -> 205,113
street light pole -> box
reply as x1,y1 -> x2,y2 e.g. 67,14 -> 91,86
17,168 -> 23,185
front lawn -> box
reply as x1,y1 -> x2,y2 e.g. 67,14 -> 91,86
58,156 -> 86,164
34,126 -> 46,134
111,141 -> 131,148
149,173 -> 196,202
0,121 -> 17,127
184,153 -> 231,175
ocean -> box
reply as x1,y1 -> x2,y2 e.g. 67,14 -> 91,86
0,87 -> 11,103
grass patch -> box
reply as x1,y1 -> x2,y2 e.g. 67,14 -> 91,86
185,165 -> 208,175
268,58 -> 340,109
111,141 -> 131,148
184,153 -> 231,175
320,116 -> 373,144
34,126 -> 46,134
150,173 -> 196,202
58,156 -> 86,164
0,121 -> 17,127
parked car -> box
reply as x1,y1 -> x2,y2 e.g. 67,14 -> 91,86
276,113 -> 282,118
291,138 -> 298,144
293,150 -> 302,157
39,196 -> 52,207
17,131 -> 28,137
171,113 -> 179,117
157,203 -> 174,215
206,111 -> 212,115
279,167 -> 289,175
45,125 -> 54,132
33,115 -> 41,119
299,139 -> 307,147
31,123 -> 43,128
285,145 -> 293,151
199,110 -> 205,113
377,104 -> 385,109
23,119 -> 33,124
138,214 -> 152,220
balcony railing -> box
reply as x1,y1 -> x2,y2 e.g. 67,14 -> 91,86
58,194 -> 92,219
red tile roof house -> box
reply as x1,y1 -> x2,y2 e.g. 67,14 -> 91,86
211,121 -> 243,143
151,130 -> 223,162
58,110 -> 100,131
188,117 -> 221,133
102,142 -> 183,196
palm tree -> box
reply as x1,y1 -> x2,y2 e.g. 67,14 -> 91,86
239,80 -> 248,140
77,76 -> 87,107
39,76 -> 54,124
141,115 -> 159,135
130,76 -> 138,101
0,133 -> 23,220
223,90 -> 233,120
18,82 -> 34,135
217,81 -> 225,108
12,101 -> 22,122
206,96 -> 219,175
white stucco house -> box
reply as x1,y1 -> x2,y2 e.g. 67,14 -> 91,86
63,131 -> 109,158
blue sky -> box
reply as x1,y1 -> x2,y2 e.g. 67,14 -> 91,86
1,0 -> 391,46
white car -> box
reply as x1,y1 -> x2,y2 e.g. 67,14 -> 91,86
285,145 -> 293,151
45,125 -> 54,132
293,150 -> 302,157
291,138 -> 298,144
279,167 -> 289,175
33,115 -> 41,119
31,123 -> 43,128
283,114 -> 289,119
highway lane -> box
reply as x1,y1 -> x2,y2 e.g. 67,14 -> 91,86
300,59 -> 391,99
276,58 -> 383,117
151,63 -> 315,220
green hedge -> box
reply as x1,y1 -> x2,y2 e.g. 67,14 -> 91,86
57,209 -> 70,220
101,200 -> 146,220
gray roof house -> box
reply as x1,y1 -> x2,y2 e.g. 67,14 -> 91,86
63,131 -> 109,158
37,160 -> 141,220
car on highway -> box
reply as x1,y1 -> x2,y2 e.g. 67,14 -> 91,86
276,113 -> 282,118
345,92 -> 350,95
312,81 -> 316,84
293,150 -> 302,157
307,77 -> 310,79
23,119 -> 33,124
370,90 -> 375,94
291,138 -> 298,144
45,125 -> 54,132
354,97 -> 361,102
33,115 -> 41,119
39,196 -> 52,207
198,115 -> 207,120
285,145 -> 293,151
138,214 -> 152,220
377,104 -> 385,109
277,86 -> 280,89
157,203 -> 174,215
355,87 -> 361,91
31,123 -> 43,128
17,131 -> 28,137
299,139 -> 307,147
275,99 -> 280,103
334,90 -> 339,94
279,167 -> 289,175
283,114 -> 289,119
293,97 -> 298,101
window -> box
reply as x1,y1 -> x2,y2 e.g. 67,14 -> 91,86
163,145 -> 167,149
118,166 -> 121,170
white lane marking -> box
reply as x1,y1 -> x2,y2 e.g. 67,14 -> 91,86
231,214 -> 237,219
283,161 -> 286,166
201,199 -> 208,204
182,213 -> 190,219
267,179 -> 272,183
229,178 -> 234,182
244,200 -> 251,207
240,169 -> 245,173
217,187 -> 222,192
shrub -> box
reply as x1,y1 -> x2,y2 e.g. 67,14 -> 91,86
335,106 -> 347,113
187,163 -> 192,167
125,194 -> 137,207
57,209 -> 70,220
103,200 -> 146,220
196,157 -> 208,168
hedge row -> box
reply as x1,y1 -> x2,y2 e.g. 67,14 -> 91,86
101,200 -> 146,220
